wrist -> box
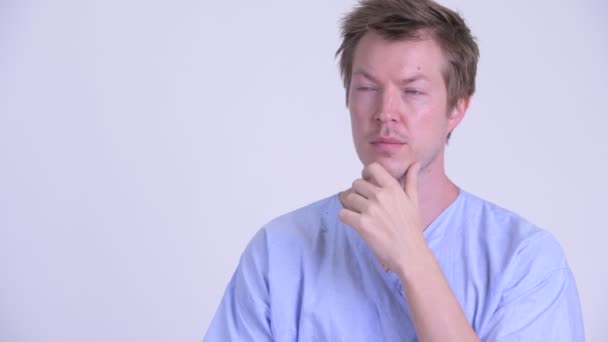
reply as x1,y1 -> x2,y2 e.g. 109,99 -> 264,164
394,235 -> 437,284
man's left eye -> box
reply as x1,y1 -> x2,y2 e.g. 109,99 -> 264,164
404,89 -> 423,95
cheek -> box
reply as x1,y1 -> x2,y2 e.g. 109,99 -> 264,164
415,114 -> 451,150
349,105 -> 372,136
350,119 -> 367,149
349,90 -> 378,115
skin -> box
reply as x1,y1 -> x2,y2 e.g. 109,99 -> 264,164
338,31 -> 479,341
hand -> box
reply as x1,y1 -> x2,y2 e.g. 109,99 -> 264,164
339,162 -> 424,273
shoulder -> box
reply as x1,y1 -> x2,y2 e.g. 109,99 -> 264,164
458,190 -> 569,280
460,191 -> 544,240
244,193 -> 340,257
233,193 -> 340,278
458,193 -> 585,340
262,193 -> 339,241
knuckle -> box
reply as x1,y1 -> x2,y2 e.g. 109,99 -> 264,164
376,189 -> 388,202
345,191 -> 355,201
359,214 -> 372,228
367,202 -> 381,217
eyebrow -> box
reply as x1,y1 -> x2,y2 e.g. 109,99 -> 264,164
400,74 -> 430,84
352,69 -> 430,84
352,70 -> 379,82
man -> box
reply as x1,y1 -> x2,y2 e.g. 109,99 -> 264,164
205,0 -> 585,340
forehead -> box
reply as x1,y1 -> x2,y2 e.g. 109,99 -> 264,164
351,31 -> 446,80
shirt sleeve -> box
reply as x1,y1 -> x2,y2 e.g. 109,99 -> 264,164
481,232 -> 585,341
204,228 -> 273,341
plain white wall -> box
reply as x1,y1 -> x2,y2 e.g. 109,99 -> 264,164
0,0 -> 606,341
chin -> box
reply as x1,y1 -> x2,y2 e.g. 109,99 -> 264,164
362,155 -> 408,180
383,164 -> 407,181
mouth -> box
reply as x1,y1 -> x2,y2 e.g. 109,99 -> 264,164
370,137 -> 406,152
371,137 -> 405,144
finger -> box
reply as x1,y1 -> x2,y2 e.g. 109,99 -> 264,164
341,190 -> 368,214
404,162 -> 420,204
338,208 -> 362,232
362,163 -> 396,188
351,178 -> 379,199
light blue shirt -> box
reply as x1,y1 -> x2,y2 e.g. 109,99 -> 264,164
205,190 -> 585,341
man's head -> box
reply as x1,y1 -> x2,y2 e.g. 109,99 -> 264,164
337,0 -> 479,117
336,0 -> 479,180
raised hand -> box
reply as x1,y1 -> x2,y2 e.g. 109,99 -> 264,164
339,162 -> 425,273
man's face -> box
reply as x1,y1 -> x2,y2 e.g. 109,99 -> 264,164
348,32 -> 465,181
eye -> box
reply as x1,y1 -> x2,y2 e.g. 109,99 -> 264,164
356,86 -> 377,92
404,89 -> 424,95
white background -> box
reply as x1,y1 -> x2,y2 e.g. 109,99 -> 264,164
0,0 -> 606,341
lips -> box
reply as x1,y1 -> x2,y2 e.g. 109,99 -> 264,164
370,137 -> 405,152
371,136 -> 405,144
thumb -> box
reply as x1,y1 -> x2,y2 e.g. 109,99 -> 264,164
404,162 -> 420,204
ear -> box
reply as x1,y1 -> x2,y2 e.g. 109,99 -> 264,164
447,96 -> 470,132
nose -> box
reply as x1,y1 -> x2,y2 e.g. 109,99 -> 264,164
374,87 -> 400,123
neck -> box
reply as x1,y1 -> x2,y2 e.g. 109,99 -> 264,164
411,162 -> 459,231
